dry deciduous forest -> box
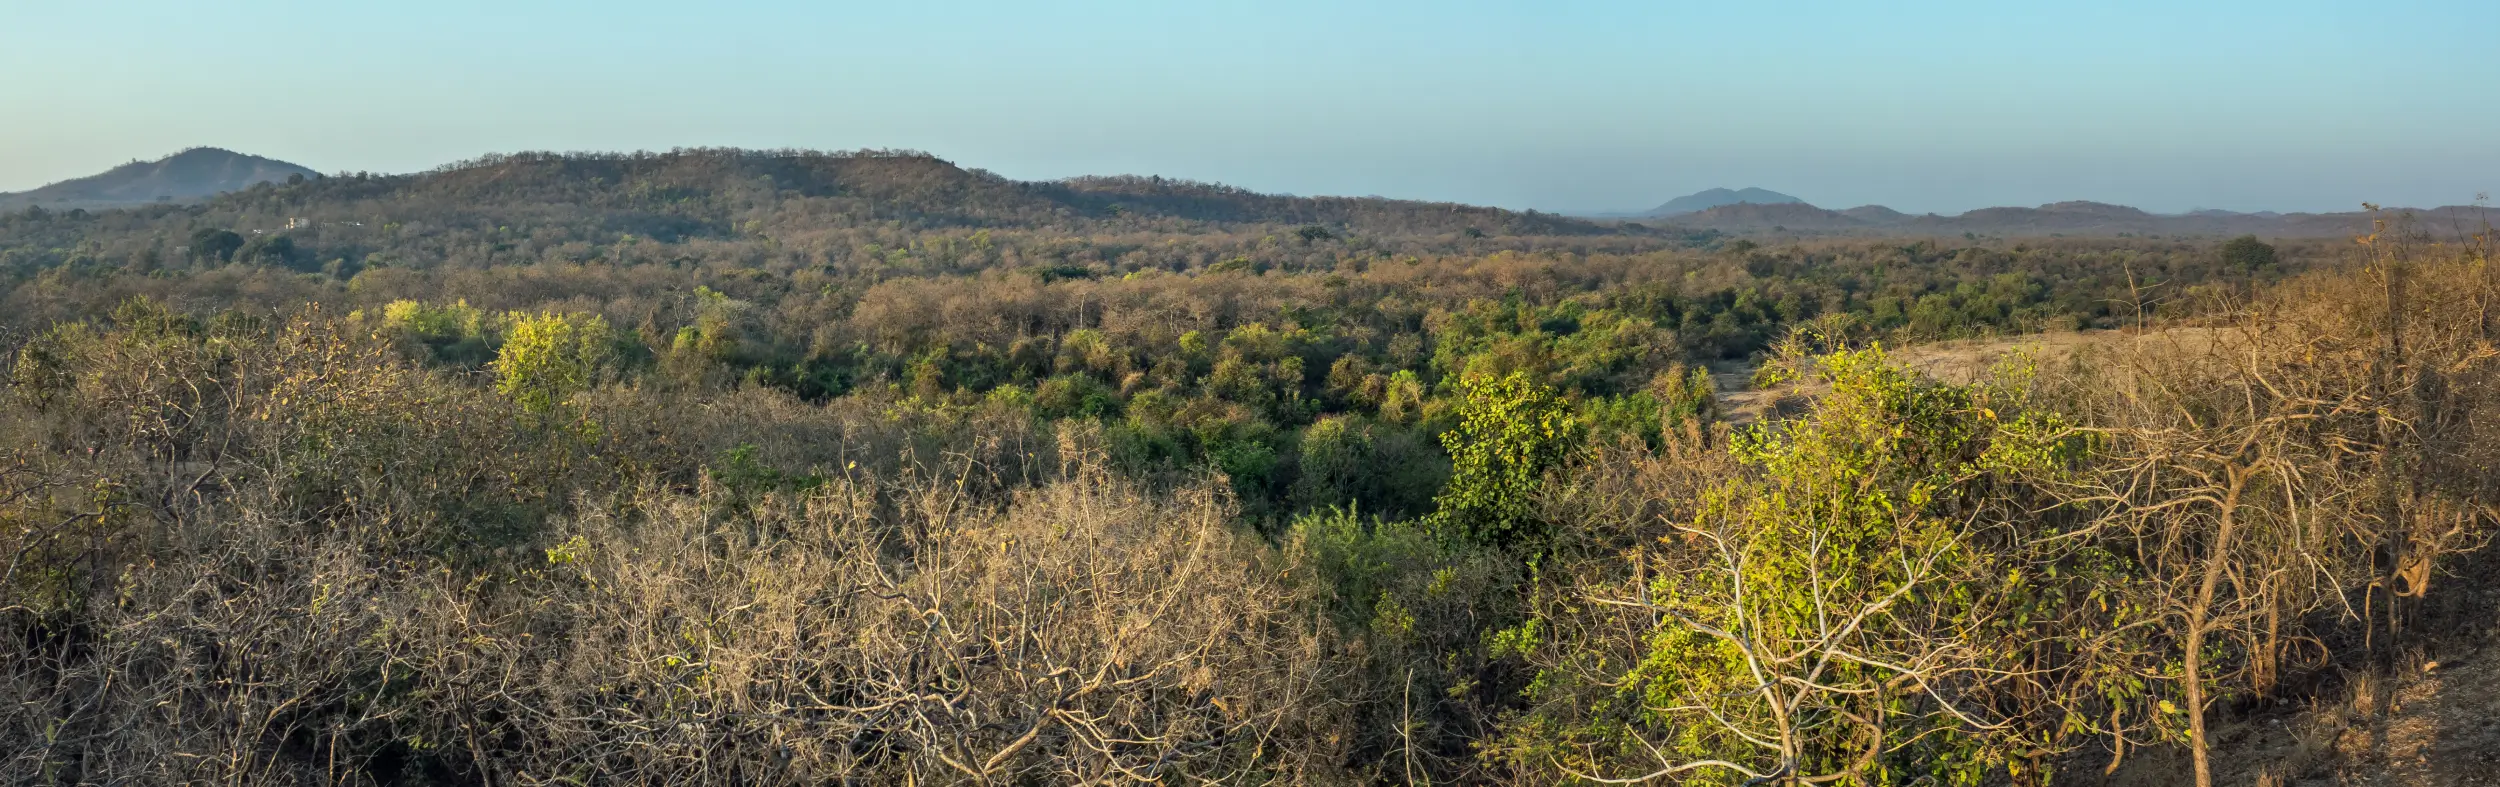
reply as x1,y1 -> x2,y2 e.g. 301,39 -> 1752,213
4,150 -> 2497,785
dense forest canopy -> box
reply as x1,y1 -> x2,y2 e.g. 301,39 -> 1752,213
4,148 -> 2494,786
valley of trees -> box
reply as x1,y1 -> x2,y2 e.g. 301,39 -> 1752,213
3,150 -> 2494,785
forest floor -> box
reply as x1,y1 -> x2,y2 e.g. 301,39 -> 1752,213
2222,531 -> 2500,787
2105,564 -> 2500,787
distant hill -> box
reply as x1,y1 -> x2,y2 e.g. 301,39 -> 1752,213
1647,196 -> 2490,238
1678,202 -> 1865,230
0,148 -> 1696,267
0,148 -> 317,210
240,149 -> 1678,239
1643,187 -> 1803,217
1840,205 -> 1910,223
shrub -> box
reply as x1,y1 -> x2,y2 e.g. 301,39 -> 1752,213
1497,347 -> 2122,786
493,311 -> 618,418
1432,370 -> 1581,550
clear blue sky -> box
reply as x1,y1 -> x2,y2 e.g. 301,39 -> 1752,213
3,0 -> 2493,214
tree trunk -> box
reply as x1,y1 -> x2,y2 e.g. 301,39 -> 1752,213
2185,479 -> 2245,787
2184,621 -> 2213,787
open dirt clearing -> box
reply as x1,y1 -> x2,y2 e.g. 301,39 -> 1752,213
1710,329 -> 2217,425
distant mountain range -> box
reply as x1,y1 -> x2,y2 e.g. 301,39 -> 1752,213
10,152 -> 2481,241
1602,189 -> 2488,238
6,148 -> 1692,243
0,148 -> 318,210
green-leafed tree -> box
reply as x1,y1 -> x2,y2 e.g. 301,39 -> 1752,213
1498,347 -> 2143,786
188,227 -> 244,263
2219,234 -> 2279,274
1432,370 -> 1581,550
493,311 -> 618,419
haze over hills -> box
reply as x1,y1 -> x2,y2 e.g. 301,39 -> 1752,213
1637,187 -> 1805,217
1587,187 -> 2480,237
1644,195 -> 2490,238
0,148 -> 319,210
10,147 -> 2481,240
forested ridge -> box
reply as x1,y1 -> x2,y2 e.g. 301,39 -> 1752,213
3,150 -> 2496,785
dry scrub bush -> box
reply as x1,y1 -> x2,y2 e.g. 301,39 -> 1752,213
2,502 -> 429,785
4,449 -> 1350,785
4,304 -> 1351,785
2041,234 -> 2500,786
3,302 -> 555,604
398,458 -> 1350,785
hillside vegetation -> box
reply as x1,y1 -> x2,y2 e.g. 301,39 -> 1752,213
0,148 -> 319,211
1642,187 -> 1807,217
3,151 -> 2496,785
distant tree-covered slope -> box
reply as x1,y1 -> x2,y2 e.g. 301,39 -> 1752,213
166,148 -> 1649,240
1640,187 -> 1806,217
0,149 -> 1722,311
0,148 -> 317,210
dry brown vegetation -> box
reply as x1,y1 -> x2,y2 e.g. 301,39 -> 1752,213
0,326 -> 1342,784
6,206 -> 2500,785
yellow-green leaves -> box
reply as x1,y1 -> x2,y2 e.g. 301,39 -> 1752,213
1562,346 -> 2098,783
493,311 -> 616,418
1432,370 -> 1581,550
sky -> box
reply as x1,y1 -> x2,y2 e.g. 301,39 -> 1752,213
2,0 -> 2494,215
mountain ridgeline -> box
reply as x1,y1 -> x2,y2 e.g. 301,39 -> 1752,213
1642,186 -> 1806,217
1632,193 -> 2492,238
47,149 -> 1661,241
15,150 -> 2478,245
0,148 -> 319,210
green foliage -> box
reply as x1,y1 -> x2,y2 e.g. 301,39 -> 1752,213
1291,415 -> 1449,520
187,227 -> 243,262
380,299 -> 497,366
1025,262 -> 1099,282
1577,365 -> 1714,449
1432,370 -> 1581,549
1208,431 -> 1281,502
1033,373 -> 1120,419
1501,347 -> 2119,785
2219,234 -> 2279,273
1377,369 -> 1429,424
1292,415 -> 1372,512
493,311 -> 618,418
1291,507 -> 1490,637
236,233 -> 307,270
1430,297 -> 1670,397
1286,505 -> 1523,772
709,443 -> 827,513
